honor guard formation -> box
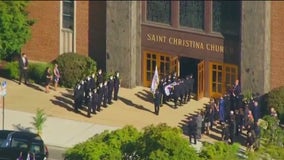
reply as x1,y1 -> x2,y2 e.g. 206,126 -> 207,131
152,72 -> 195,115
73,69 -> 120,118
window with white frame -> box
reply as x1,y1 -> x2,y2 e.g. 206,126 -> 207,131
62,0 -> 74,30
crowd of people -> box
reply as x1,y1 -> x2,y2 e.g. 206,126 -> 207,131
187,79 -> 279,151
73,69 -> 120,118
18,53 -> 61,93
153,72 -> 195,115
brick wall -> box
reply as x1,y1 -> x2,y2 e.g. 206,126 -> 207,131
76,1 -> 89,56
270,2 -> 284,89
22,1 -> 60,62
22,1 -> 90,62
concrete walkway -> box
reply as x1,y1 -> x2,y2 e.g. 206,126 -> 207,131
0,77 -> 209,149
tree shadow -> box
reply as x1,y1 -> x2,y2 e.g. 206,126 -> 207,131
12,124 -> 33,132
118,96 -> 155,114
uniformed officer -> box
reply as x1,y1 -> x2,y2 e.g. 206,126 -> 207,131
92,88 -> 98,114
74,80 -> 84,112
153,89 -> 162,115
97,82 -> 104,111
184,76 -> 190,104
113,71 -> 120,101
90,73 -> 96,91
158,78 -> 165,106
84,76 -> 91,105
107,75 -> 114,104
102,81 -> 109,107
188,74 -> 194,101
96,69 -> 104,86
172,82 -> 180,108
86,89 -> 93,117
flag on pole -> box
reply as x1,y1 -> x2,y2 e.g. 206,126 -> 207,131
150,65 -> 159,94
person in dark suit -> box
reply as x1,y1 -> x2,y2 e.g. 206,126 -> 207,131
229,111 -> 236,144
188,117 -> 197,144
113,71 -> 120,101
232,79 -> 241,110
18,53 -> 29,85
107,75 -> 114,104
153,89 -> 162,115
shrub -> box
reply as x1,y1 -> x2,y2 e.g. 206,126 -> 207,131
247,144 -> 284,160
4,61 -> 19,79
199,142 -> 240,160
54,53 -> 97,88
28,62 -> 52,85
261,115 -> 284,146
64,124 -> 199,160
267,86 -> 284,123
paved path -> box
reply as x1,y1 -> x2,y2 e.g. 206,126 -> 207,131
0,77 -> 210,149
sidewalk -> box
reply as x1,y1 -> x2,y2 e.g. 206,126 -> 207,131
0,77 -> 210,149
0,109 -> 118,148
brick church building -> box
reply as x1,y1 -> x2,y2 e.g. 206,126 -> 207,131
22,1 -> 284,99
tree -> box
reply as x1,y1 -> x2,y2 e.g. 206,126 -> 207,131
0,0 -> 34,60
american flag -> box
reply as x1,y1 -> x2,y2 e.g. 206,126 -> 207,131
150,66 -> 159,94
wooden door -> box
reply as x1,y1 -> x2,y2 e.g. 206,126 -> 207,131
143,51 -> 178,87
223,64 -> 238,93
198,60 -> 205,100
209,62 -> 238,98
170,56 -> 180,77
209,62 -> 223,98
143,52 -> 157,86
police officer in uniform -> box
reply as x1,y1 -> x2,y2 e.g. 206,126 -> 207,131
187,74 -> 194,102
97,82 -> 104,111
172,81 -> 180,108
84,76 -> 92,105
90,73 -> 96,91
96,69 -> 104,86
92,89 -> 98,114
153,89 -> 162,115
102,81 -> 109,107
107,75 -> 114,104
86,89 -> 93,117
113,71 -> 120,101
74,80 -> 84,112
158,78 -> 165,107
